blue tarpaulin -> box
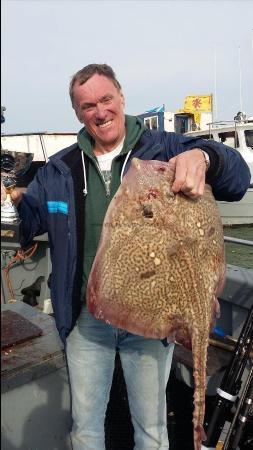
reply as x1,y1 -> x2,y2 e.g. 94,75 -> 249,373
145,104 -> 165,113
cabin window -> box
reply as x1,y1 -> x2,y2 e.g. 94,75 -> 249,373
245,130 -> 253,149
218,131 -> 239,148
144,116 -> 158,130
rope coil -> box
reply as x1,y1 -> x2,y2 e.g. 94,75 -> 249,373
3,243 -> 38,301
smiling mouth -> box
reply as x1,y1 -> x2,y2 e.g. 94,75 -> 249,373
98,120 -> 112,129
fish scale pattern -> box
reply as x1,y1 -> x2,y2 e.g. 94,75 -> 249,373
87,158 -> 225,450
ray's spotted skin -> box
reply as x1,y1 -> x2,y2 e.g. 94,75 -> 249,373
87,157 -> 226,450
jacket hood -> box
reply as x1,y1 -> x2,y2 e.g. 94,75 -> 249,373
77,114 -> 146,157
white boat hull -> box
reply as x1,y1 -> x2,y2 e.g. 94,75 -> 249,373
218,188 -> 253,226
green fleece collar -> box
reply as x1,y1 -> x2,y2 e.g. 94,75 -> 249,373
77,114 -> 146,158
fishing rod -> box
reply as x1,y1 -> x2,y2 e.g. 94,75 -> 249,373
201,304 -> 253,450
222,364 -> 253,450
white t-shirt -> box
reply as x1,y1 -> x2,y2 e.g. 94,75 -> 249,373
96,139 -> 124,171
96,138 -> 124,194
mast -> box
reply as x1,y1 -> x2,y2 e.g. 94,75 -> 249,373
238,46 -> 243,112
252,30 -> 253,111
214,49 -> 218,121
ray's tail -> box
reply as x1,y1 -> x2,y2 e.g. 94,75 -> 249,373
191,330 -> 209,450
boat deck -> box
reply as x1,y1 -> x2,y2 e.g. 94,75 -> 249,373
1,301 -> 252,450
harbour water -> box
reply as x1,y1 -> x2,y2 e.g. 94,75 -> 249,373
223,225 -> 253,269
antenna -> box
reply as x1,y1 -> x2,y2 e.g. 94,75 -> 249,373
214,49 -> 218,121
252,30 -> 253,111
238,46 -> 243,112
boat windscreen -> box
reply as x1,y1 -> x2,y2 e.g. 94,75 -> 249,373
245,130 -> 253,149
218,131 -> 239,148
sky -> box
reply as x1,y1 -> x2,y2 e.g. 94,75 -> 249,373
1,0 -> 253,134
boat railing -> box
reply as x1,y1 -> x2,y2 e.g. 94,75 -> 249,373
224,235 -> 253,247
208,120 -> 237,127
207,112 -> 252,128
207,120 -> 251,128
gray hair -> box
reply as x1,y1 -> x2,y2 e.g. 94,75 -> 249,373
69,63 -> 122,106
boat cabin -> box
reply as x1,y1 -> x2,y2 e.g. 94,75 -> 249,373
137,110 -> 213,134
184,119 -> 253,184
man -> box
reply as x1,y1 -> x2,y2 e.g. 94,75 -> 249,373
13,64 -> 250,450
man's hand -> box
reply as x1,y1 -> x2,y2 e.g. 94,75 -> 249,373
11,187 -> 27,205
168,149 -> 208,199
1,182 -> 27,206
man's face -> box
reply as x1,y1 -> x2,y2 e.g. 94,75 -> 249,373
72,74 -> 125,152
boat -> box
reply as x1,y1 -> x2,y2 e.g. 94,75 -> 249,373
1,131 -> 78,162
184,115 -> 253,226
1,131 -> 78,188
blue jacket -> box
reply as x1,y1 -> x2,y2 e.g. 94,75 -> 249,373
19,127 -> 251,342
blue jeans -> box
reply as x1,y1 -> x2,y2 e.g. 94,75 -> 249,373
66,306 -> 174,450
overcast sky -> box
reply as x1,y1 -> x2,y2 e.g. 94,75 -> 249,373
2,0 -> 253,134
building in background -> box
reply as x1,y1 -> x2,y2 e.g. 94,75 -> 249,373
137,95 -> 213,134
